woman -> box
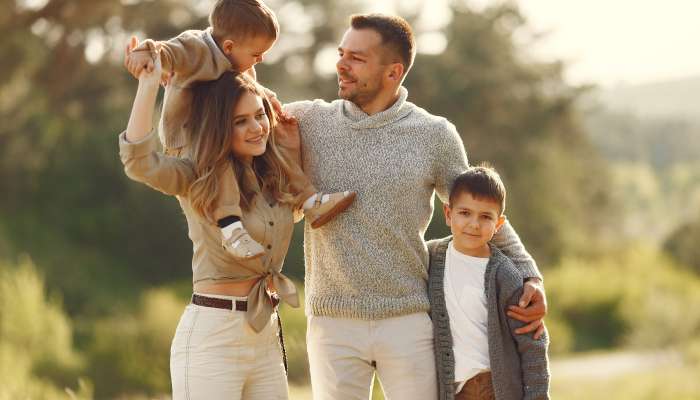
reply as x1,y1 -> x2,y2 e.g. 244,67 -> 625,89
119,55 -> 300,399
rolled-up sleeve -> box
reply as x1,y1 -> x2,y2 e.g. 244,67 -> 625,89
119,131 -> 195,196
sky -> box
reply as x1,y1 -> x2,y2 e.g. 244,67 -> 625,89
365,0 -> 700,87
499,0 -> 700,87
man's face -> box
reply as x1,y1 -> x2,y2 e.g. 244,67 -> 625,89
336,28 -> 389,106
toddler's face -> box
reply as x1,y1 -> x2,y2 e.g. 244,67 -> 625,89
225,36 -> 275,72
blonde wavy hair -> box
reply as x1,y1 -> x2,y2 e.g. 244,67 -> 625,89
186,72 -> 296,222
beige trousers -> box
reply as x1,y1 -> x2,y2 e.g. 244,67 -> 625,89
170,294 -> 288,400
306,312 -> 438,400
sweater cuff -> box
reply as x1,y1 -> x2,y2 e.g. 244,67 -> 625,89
118,130 -> 158,159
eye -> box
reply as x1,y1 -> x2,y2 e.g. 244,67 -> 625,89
234,119 -> 246,126
481,214 -> 493,220
255,113 -> 267,120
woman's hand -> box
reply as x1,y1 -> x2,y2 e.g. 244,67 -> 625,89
124,38 -> 163,143
135,40 -> 162,88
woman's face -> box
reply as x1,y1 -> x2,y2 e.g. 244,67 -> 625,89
230,91 -> 270,161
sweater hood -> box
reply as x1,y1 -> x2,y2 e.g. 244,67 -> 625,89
338,86 -> 413,130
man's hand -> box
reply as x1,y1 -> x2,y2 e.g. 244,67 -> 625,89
507,278 -> 547,339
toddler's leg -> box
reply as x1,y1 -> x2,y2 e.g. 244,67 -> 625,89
280,147 -> 356,229
215,165 -> 264,259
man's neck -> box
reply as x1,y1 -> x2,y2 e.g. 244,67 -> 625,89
356,87 -> 401,115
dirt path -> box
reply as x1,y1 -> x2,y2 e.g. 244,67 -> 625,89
551,349 -> 682,380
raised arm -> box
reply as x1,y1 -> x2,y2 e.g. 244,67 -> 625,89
125,37 -> 160,144
120,45 -> 195,196
125,30 -> 230,85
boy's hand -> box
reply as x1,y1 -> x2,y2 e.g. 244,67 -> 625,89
124,36 -> 156,79
507,278 -> 547,339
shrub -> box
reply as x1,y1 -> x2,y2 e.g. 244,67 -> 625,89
86,288 -> 185,398
545,245 -> 700,353
0,257 -> 90,399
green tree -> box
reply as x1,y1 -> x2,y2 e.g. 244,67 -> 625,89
664,217 -> 700,275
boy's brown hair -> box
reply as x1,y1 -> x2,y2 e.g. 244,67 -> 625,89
210,0 -> 279,42
449,164 -> 507,215
350,13 -> 415,77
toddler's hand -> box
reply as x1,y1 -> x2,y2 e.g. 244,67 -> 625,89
124,36 -> 156,79
273,117 -> 301,151
137,47 -> 162,87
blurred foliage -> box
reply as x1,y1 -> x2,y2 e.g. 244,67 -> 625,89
0,257 -> 92,399
545,245 -> 700,354
584,105 -> 700,242
550,350 -> 700,400
584,107 -> 700,170
664,215 -> 700,276
85,288 -> 186,398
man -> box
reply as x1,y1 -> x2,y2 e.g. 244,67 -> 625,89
284,14 -> 547,400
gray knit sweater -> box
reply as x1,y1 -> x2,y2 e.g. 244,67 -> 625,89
285,87 -> 541,319
428,237 -> 550,400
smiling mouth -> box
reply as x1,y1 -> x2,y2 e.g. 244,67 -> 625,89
338,76 -> 356,86
246,135 -> 265,144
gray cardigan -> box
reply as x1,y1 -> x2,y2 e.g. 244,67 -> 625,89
428,237 -> 550,400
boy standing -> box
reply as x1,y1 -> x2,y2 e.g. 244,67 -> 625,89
428,166 -> 550,400
125,0 -> 355,260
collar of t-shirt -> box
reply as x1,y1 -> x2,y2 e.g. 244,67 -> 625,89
446,242 -> 489,293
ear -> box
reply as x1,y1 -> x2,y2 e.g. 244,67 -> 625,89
386,62 -> 404,82
221,39 -> 235,55
494,215 -> 506,232
443,203 -> 452,227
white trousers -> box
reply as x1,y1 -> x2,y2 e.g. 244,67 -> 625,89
306,312 -> 438,400
170,294 -> 288,400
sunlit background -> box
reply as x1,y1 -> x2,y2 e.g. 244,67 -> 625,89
2,0 -> 700,399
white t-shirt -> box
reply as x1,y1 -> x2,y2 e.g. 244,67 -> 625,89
444,242 -> 491,392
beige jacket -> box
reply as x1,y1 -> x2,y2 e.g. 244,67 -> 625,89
134,28 -> 232,150
119,131 -> 299,332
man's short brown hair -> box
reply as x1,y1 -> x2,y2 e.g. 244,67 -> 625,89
449,165 -> 507,215
350,13 -> 415,76
209,0 -> 279,42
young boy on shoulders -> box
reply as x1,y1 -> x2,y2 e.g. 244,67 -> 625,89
124,0 -> 355,260
428,166 -> 550,400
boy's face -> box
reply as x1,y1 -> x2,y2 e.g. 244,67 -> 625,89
443,192 -> 506,257
222,35 -> 275,72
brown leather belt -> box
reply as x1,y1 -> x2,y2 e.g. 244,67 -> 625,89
191,293 -> 279,311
